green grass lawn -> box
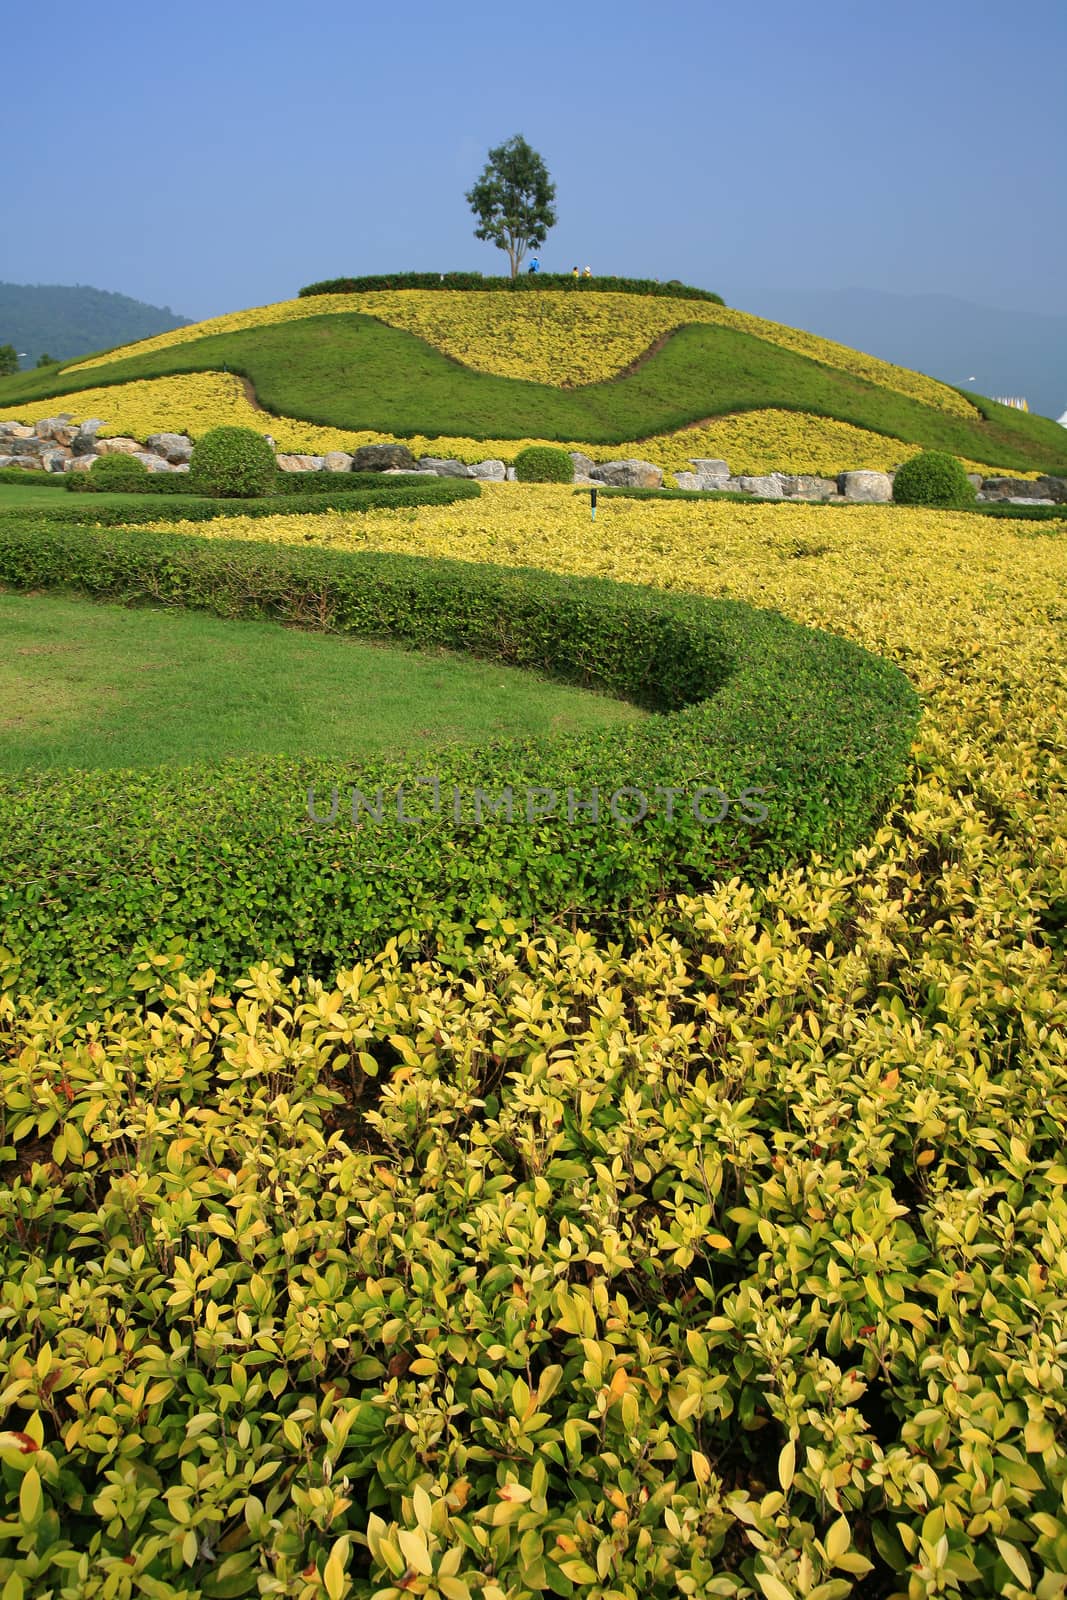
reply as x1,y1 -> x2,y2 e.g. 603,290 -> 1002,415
0,591 -> 645,772
0,482 -> 161,511
2,312 -> 1065,473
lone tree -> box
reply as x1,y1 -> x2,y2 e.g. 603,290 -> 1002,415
0,344 -> 18,377
466,134 -> 557,279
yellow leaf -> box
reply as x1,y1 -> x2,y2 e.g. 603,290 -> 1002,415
396,1529 -> 433,1578
778,1438 -> 796,1493
825,1514 -> 850,1562
19,1467 -> 42,1525
323,1534 -> 351,1600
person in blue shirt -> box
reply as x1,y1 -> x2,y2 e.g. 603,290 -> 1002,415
528,256 -> 541,274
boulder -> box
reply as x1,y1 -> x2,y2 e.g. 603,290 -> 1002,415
276,454 -> 325,472
469,459 -> 507,481
418,457 -> 473,478
0,421 -> 34,440
350,442 -> 416,472
506,467 -> 517,482
673,472 -> 703,491
40,448 -> 72,472
738,475 -> 784,499
135,452 -> 175,472
64,453 -> 95,472
34,415 -> 75,444
980,475 -> 1067,504
689,457 -> 730,477
0,455 -> 38,470
323,451 -> 354,472
778,475 -> 837,500
96,436 -> 144,456
569,451 -> 597,478
4,436 -> 48,457
72,420 -> 106,456
145,432 -> 194,464
590,459 -> 663,488
839,470 -> 893,503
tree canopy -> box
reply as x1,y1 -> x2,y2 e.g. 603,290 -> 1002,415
465,135 -> 558,279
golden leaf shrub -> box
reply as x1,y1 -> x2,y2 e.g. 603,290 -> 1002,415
66,289 -> 978,417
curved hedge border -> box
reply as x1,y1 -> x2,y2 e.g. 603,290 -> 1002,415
298,271 -> 725,302
2,476 -> 480,525
0,521 -> 918,997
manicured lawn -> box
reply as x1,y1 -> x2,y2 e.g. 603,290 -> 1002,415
0,482 -> 154,511
0,590 -> 645,772
2,312 -> 1065,472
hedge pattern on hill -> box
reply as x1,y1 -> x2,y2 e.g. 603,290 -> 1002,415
2,316 -> 1066,477
0,518 -> 918,996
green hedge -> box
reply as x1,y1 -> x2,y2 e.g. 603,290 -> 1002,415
0,519 -> 918,998
298,270 -> 725,303
5,476 -> 481,527
0,466 -> 70,487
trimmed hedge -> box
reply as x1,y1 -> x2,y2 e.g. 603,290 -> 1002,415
892,449 -> 976,508
514,445 -> 574,483
0,466 -> 69,487
4,477 -> 482,527
299,270 -> 726,303
0,519 -> 918,997
190,425 -> 277,497
88,452 -> 149,490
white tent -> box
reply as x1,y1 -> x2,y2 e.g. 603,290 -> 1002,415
1058,409 -> 1067,428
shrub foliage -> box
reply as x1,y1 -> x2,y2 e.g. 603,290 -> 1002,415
892,449 -> 976,507
299,270 -> 726,303
513,445 -> 574,483
189,425 -> 276,498
0,518 -> 916,996
87,452 -> 150,491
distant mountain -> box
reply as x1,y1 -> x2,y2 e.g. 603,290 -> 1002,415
0,282 -> 191,369
730,286 -> 1067,422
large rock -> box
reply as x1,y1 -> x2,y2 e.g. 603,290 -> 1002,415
0,421 -> 34,440
590,459 -> 663,488
276,454 -> 325,472
688,457 -> 730,478
40,447 -> 72,472
34,415 -> 75,444
469,459 -> 506,481
64,453 -> 95,472
135,452 -> 175,472
96,436 -> 144,456
980,475 -> 1067,504
350,442 -> 416,472
418,457 -> 473,478
839,470 -> 893,503
0,455 -> 39,470
778,474 -> 837,500
72,419 -> 106,456
323,451 -> 354,472
737,475 -> 784,499
4,436 -> 48,457
570,451 -> 597,478
146,432 -> 193,464
673,472 -> 704,491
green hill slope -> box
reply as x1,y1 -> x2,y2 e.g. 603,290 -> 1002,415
2,303 -> 1065,474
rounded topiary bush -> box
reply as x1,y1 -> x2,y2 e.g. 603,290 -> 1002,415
189,426 -> 276,498
514,446 -> 574,484
892,451 -> 975,508
87,452 -> 150,491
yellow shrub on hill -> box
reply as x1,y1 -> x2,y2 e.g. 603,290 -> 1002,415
66,289 -> 978,418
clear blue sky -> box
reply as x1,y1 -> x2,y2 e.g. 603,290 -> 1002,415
2,0 -> 1063,322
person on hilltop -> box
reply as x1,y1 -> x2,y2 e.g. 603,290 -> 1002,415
583,264 -> 592,278
571,265 -> 580,281
528,256 -> 541,275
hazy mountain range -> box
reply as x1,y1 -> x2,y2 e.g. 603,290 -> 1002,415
0,283 -> 190,368
733,286 -> 1066,422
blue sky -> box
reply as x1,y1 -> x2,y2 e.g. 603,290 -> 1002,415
2,0 -> 1064,322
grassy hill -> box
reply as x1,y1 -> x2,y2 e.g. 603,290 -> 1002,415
2,285 -> 1065,475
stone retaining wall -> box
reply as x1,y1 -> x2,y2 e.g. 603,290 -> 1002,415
1,414 -> 1063,505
